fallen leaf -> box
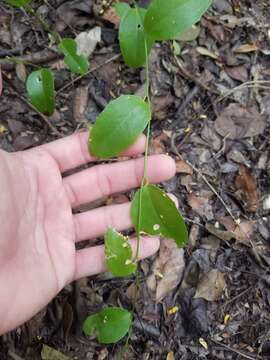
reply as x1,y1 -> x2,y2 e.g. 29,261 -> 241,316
176,160 -> 193,175
146,238 -> 185,302
225,65 -> 248,82
102,6 -> 120,27
197,46 -> 219,59
75,26 -> 101,58
41,345 -> 71,360
188,194 -> 213,220
194,269 -> 225,301
149,134 -> 166,155
73,86 -> 89,122
215,103 -> 266,139
15,63 -> 27,82
166,352 -> 175,360
219,216 -> 254,245
235,165 -> 259,212
234,43 -> 259,53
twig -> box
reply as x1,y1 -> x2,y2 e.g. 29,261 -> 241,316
216,80 -> 270,103
0,49 -> 58,70
211,339 -> 262,360
174,55 -> 220,96
171,133 -> 239,224
222,286 -> 252,308
56,54 -> 121,96
2,72 -> 61,136
7,350 -> 24,360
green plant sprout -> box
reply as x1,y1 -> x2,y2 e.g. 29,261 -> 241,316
5,0 -> 212,346
84,0 -> 212,345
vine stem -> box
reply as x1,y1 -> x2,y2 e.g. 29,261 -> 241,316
122,2 -> 152,356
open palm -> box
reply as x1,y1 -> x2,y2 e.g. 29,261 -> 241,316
0,131 -> 175,334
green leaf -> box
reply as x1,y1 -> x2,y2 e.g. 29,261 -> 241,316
119,7 -> 154,68
5,0 -> 31,7
58,38 -> 89,75
83,307 -> 132,344
26,69 -> 55,116
115,2 -> 130,18
89,95 -> 151,158
144,0 -> 212,41
105,229 -> 137,277
131,184 -> 188,247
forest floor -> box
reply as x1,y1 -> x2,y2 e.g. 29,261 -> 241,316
0,0 -> 270,359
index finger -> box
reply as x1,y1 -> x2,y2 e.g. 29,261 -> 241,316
31,131 -> 146,172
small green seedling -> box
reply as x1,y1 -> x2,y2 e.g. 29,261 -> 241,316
5,0 -> 31,7
83,307 -> 132,344
58,38 -> 89,75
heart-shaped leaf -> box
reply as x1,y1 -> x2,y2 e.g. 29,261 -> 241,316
115,2 -> 130,18
83,307 -> 132,344
26,68 -> 55,116
119,7 -> 154,68
5,0 -> 31,7
89,95 -> 151,158
58,38 -> 89,75
144,0 -> 212,41
105,229 -> 137,277
131,184 -> 188,247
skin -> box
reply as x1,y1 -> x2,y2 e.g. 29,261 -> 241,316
0,131 -> 176,335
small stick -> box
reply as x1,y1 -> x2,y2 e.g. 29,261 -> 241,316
211,339 -> 262,360
56,54 -> 121,96
7,350 -> 25,360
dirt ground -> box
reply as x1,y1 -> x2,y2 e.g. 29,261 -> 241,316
0,0 -> 270,359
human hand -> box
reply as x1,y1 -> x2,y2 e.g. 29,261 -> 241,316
0,131 -> 175,334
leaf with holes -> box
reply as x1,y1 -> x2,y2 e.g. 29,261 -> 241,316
131,184 -> 188,247
26,69 -> 55,116
89,95 -> 151,158
105,229 -> 136,277
119,7 -> 154,68
59,38 -> 89,75
144,0 -> 212,41
83,307 -> 132,344
115,2 -> 130,18
5,0 -> 31,7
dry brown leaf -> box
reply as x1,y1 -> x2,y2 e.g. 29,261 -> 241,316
194,269 -> 225,301
235,165 -> 259,212
102,7 -> 120,27
206,223 -> 235,242
219,216 -> 254,245
166,352 -> 175,360
147,239 -> 185,302
176,160 -> 193,175
15,63 -> 27,83
149,135 -> 166,155
188,194 -> 213,220
72,86 -> 89,123
234,43 -> 259,53
41,345 -> 71,360
215,104 -> 266,139
225,65 -> 248,82
196,46 -> 219,59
